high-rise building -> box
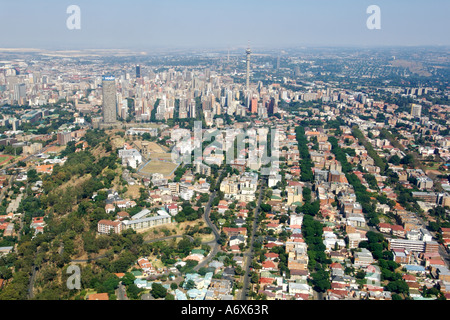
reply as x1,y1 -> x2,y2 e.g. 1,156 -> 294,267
136,65 -> 141,78
102,75 -> 117,124
246,46 -> 251,89
250,98 -> 258,113
13,83 -> 26,102
267,97 -> 278,115
411,104 -> 422,118
57,131 -> 72,146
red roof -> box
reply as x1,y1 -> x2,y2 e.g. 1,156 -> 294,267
267,223 -> 279,228
390,224 -> 404,231
262,260 -> 277,269
294,293 -> 310,300
265,242 -> 281,249
327,289 -> 348,297
32,217 -> 45,223
88,293 -> 109,300
259,277 -> 274,284
428,259 -> 445,265
331,283 -> 348,289
402,274 -> 416,282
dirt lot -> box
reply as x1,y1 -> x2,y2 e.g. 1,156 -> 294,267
44,146 -> 65,154
146,141 -> 169,153
111,136 -> 126,149
133,140 -> 168,153
124,184 -> 142,199
139,160 -> 178,178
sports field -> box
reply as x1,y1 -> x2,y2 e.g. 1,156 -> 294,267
0,155 -> 13,166
139,159 -> 179,178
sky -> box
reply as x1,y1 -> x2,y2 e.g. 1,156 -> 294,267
0,0 -> 449,50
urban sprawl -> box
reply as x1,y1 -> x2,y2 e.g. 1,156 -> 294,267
0,47 -> 448,301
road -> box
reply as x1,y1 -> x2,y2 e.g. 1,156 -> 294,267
120,181 -> 223,299
439,245 -> 450,269
239,176 -> 266,300
116,283 -> 128,300
193,186 -> 221,272
191,168 -> 228,272
27,266 -> 38,299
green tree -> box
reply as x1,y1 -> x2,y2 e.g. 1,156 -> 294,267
151,282 -> 167,299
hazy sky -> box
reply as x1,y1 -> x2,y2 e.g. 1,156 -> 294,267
0,0 -> 449,50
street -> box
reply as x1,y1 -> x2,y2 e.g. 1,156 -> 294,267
239,176 -> 266,300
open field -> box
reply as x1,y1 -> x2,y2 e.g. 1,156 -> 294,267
0,155 -> 13,166
111,136 -> 126,149
139,159 -> 178,178
145,141 -> 169,153
142,218 -> 214,243
149,152 -> 173,161
133,140 -> 170,154
43,145 -> 65,154
123,184 -> 142,199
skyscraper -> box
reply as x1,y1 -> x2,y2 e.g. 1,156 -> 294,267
267,97 -> 278,115
13,83 -> 26,103
136,65 -> 141,78
102,75 -> 117,124
246,46 -> 251,89
250,98 -> 258,113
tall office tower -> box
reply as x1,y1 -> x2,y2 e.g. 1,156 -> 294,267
226,89 -> 233,107
246,46 -> 251,89
136,65 -> 141,78
189,99 -> 196,118
250,98 -> 258,113
267,97 -> 278,115
214,102 -> 221,116
13,83 -> 26,102
102,75 -> 117,123
276,55 -> 280,69
411,104 -> 422,118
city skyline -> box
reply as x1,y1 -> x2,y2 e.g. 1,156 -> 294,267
0,0 -> 449,51
0,0 -> 449,306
